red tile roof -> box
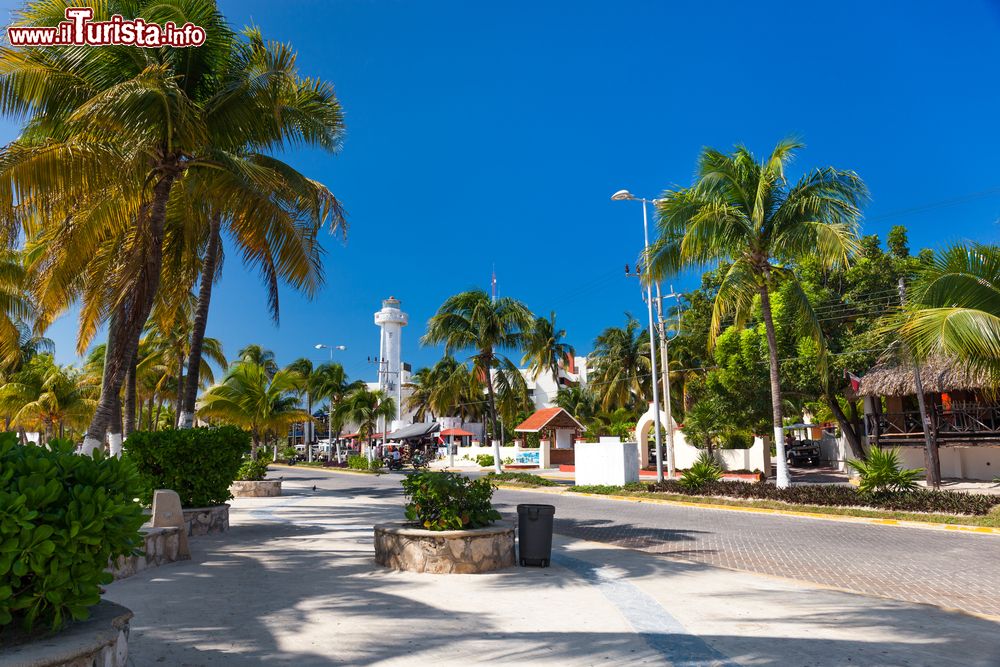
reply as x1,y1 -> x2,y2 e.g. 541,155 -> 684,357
440,428 -> 475,437
514,407 -> 585,433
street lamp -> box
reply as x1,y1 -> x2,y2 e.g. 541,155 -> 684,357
315,343 -> 347,463
612,189 -> 670,483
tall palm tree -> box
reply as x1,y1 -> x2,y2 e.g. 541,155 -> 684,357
238,345 -> 278,377
900,243 -> 1000,377
335,386 -> 396,457
522,311 -> 575,398
0,354 -> 96,443
647,139 -> 866,487
589,314 -> 652,411
0,3 -> 344,453
422,289 -> 534,472
197,361 -> 306,459
555,385 -> 598,426
286,358 -> 318,459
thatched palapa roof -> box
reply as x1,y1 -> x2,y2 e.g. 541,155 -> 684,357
857,357 -> 994,397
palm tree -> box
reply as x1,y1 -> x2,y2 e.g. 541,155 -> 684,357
0,3 -> 344,453
335,386 -> 396,457
555,385 -> 598,426
238,345 -> 279,377
197,361 -> 307,459
0,355 -> 96,443
306,361 -> 361,461
647,139 -> 866,487
900,243 -> 1000,377
522,311 -> 575,400
422,289 -> 534,472
589,314 -> 652,411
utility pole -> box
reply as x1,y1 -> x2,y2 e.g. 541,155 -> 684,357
897,278 -> 941,488
653,283 -> 679,478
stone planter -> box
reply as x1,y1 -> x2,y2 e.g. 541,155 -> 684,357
182,504 -> 229,536
110,526 -> 187,580
374,521 -> 515,574
229,479 -> 282,498
0,600 -> 132,667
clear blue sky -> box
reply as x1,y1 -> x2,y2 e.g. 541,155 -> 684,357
2,0 -> 1000,384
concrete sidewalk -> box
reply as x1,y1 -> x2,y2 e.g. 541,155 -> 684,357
104,475 -> 1000,666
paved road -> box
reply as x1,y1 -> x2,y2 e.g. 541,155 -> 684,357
294,467 -> 1000,617
106,467 -> 1000,666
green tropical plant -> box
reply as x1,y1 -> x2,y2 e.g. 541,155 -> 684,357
197,361 -> 307,458
422,289 -> 534,470
401,471 -> 502,531
899,243 -> 1000,379
0,354 -> 96,441
125,426 -> 249,507
555,385 -> 598,425
235,457 -> 270,482
335,386 -> 396,451
522,311 -> 575,384
847,447 -> 923,496
475,454 -> 496,468
588,314 -> 651,411
648,139 -> 867,487
678,452 -> 724,490
0,435 -> 145,633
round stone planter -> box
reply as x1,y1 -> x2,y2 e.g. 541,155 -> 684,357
374,521 -> 515,574
229,479 -> 282,498
0,600 -> 132,667
182,504 -> 229,536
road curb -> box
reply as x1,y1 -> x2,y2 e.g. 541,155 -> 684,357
495,485 -> 999,536
271,463 -> 382,477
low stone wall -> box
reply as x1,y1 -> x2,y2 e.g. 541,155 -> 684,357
230,480 -> 282,498
110,526 -> 187,580
0,600 -> 132,667
182,504 -> 229,536
374,521 -> 515,574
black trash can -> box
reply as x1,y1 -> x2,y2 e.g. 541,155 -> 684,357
517,504 -> 555,567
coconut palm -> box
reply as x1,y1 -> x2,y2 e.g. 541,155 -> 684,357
238,345 -> 278,377
900,243 -> 1000,378
555,385 -> 598,426
309,361 -> 361,461
647,139 -> 866,487
522,311 -> 575,388
0,3 -> 344,453
335,386 -> 396,455
197,361 -> 307,459
422,290 -> 533,471
0,355 -> 96,442
589,314 -> 652,411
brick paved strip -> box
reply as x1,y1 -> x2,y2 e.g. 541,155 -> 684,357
493,488 -> 1000,618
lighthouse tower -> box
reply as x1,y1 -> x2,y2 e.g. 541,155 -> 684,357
374,296 -> 408,427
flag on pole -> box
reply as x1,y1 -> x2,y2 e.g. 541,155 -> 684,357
844,369 -> 862,392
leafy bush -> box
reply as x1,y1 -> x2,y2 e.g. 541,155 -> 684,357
279,445 -> 297,460
235,457 -> 270,482
0,436 -> 145,633
475,454 -> 495,468
125,427 -> 249,507
347,454 -> 380,471
485,472 -> 559,487
679,452 -> 723,490
644,479 -> 999,515
847,447 -> 922,496
402,472 -> 502,530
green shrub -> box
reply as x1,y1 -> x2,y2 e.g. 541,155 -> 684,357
485,472 -> 559,487
125,427 -> 249,507
679,452 -> 723,490
847,447 -> 923,497
0,436 -> 145,633
279,445 -> 297,460
475,454 -> 495,468
643,479 -> 999,515
347,454 -> 381,471
402,472 -> 502,530
235,457 -> 270,482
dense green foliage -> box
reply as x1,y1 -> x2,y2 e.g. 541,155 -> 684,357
678,452 -> 723,490
643,480 -> 998,515
847,447 -> 923,496
347,454 -> 379,472
484,472 -> 560,487
125,427 -> 249,507
235,457 -> 270,482
475,454 -> 495,468
402,472 -> 502,531
0,435 -> 145,633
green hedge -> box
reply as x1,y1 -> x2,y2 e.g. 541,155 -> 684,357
402,472 -> 501,530
0,436 -> 145,633
125,427 -> 249,507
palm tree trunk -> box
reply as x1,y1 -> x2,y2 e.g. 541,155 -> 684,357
108,392 -> 123,456
759,281 -> 790,488
123,336 -> 139,437
826,394 -> 866,460
154,398 -> 163,432
82,167 -> 179,453
180,213 -> 221,428
146,396 -> 154,430
174,354 -> 184,428
483,356 -> 502,473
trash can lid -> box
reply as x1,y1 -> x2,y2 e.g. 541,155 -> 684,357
517,503 -> 555,513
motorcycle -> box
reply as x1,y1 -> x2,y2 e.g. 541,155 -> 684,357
382,455 -> 403,471
410,452 -> 429,470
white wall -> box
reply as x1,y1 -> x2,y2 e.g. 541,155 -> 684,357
576,441 -> 639,486
893,445 -> 999,481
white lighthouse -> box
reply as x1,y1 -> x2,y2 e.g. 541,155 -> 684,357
374,296 -> 408,428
